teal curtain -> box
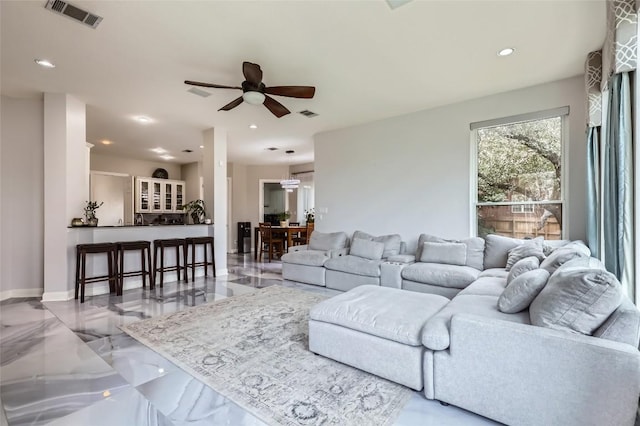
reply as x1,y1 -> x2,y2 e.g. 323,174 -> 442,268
602,72 -> 634,300
586,126 -> 600,259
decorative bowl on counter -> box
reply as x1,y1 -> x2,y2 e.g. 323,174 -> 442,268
71,218 -> 85,227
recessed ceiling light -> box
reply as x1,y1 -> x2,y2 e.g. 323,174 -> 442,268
101,140 -> 113,145
497,48 -> 515,57
151,147 -> 168,154
160,155 -> 175,160
200,145 -> 204,149
136,116 -> 152,123
34,59 -> 55,68
249,124 -> 258,129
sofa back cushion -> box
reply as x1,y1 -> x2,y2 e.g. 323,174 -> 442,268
498,268 -> 550,314
529,266 -> 623,335
309,231 -> 348,251
419,242 -> 467,266
417,234 -> 484,271
484,234 -> 531,269
349,238 -> 385,261
352,230 -> 402,258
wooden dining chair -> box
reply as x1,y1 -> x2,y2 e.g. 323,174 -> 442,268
289,222 -> 306,246
258,222 -> 285,262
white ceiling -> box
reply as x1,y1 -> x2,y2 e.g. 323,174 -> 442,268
1,0 -> 605,166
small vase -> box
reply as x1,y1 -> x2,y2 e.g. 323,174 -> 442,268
87,218 -> 99,227
280,220 -> 288,227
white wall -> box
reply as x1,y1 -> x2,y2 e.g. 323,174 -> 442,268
91,153 -> 182,180
0,96 -> 45,298
314,76 -> 587,253
181,161 -> 201,203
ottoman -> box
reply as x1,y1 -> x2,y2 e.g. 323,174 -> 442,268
309,285 -> 449,390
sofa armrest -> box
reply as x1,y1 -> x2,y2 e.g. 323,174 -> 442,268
287,244 -> 308,253
436,313 -> 640,426
380,261 -> 410,289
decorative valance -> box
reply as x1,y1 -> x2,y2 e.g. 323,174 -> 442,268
585,50 -> 603,127
601,0 -> 638,91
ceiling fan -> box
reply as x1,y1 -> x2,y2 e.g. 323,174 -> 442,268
185,62 -> 316,118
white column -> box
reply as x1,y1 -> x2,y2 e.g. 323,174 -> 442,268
43,94 -> 88,301
202,128 -> 228,275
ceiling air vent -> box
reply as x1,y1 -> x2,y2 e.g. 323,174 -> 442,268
45,0 -> 103,29
187,87 -> 212,98
298,110 -> 318,118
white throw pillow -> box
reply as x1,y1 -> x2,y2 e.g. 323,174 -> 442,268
498,269 -> 550,313
506,256 -> 540,285
505,237 -> 545,271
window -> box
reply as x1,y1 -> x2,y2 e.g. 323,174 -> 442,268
472,108 -> 566,240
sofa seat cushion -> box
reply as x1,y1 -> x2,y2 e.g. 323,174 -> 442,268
324,255 -> 383,277
281,250 -> 329,267
401,263 -> 481,289
458,276 -> 507,297
310,285 -> 449,346
478,268 -> 508,279
422,294 -> 531,350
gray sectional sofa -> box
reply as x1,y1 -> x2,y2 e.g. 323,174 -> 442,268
298,231 -> 640,426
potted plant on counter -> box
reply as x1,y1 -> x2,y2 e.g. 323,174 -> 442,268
181,199 -> 206,224
84,200 -> 104,226
277,211 -> 291,227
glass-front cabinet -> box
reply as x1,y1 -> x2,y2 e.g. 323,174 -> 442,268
135,177 -> 186,213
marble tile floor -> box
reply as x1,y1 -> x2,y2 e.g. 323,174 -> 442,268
0,254 -> 498,426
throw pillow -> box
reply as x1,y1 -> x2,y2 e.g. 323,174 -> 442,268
352,230 -> 402,258
506,256 -> 540,285
419,242 -> 467,266
505,237 -> 545,271
529,267 -> 623,335
309,231 -> 348,251
498,269 -> 550,313
417,234 -> 485,270
539,247 -> 588,274
349,238 -> 385,261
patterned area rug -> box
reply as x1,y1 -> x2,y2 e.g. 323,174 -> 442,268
120,285 -> 412,426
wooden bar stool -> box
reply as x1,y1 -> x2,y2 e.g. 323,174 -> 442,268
75,243 -> 117,303
185,236 -> 216,281
153,238 -> 187,287
116,240 -> 154,291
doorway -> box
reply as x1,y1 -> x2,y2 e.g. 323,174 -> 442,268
259,179 -> 288,225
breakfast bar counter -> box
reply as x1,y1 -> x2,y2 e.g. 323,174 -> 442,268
64,224 -> 214,299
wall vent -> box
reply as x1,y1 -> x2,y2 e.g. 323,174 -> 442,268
45,0 -> 103,29
187,87 -> 212,98
298,110 -> 318,118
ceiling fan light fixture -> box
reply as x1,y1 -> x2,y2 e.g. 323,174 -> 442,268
243,91 -> 265,105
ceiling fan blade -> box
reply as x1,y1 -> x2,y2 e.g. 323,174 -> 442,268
184,80 -> 241,90
263,95 -> 290,118
218,96 -> 244,111
243,62 -> 263,85
265,86 -> 316,99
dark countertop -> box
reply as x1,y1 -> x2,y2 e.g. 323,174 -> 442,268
68,223 -> 213,229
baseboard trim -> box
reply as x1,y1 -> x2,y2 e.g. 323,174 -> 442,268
0,288 -> 44,301
41,289 -> 74,302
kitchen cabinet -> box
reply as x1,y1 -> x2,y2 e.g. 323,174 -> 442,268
135,177 -> 186,213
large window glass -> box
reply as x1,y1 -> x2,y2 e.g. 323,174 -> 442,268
474,113 -> 564,240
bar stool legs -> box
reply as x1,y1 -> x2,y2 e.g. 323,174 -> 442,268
153,239 -> 188,288
116,240 -> 154,292
75,243 -> 118,303
186,237 -> 216,281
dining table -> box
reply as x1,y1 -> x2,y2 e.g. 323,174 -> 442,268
254,225 -> 308,260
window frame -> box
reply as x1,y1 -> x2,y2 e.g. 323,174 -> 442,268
470,107 -> 568,239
